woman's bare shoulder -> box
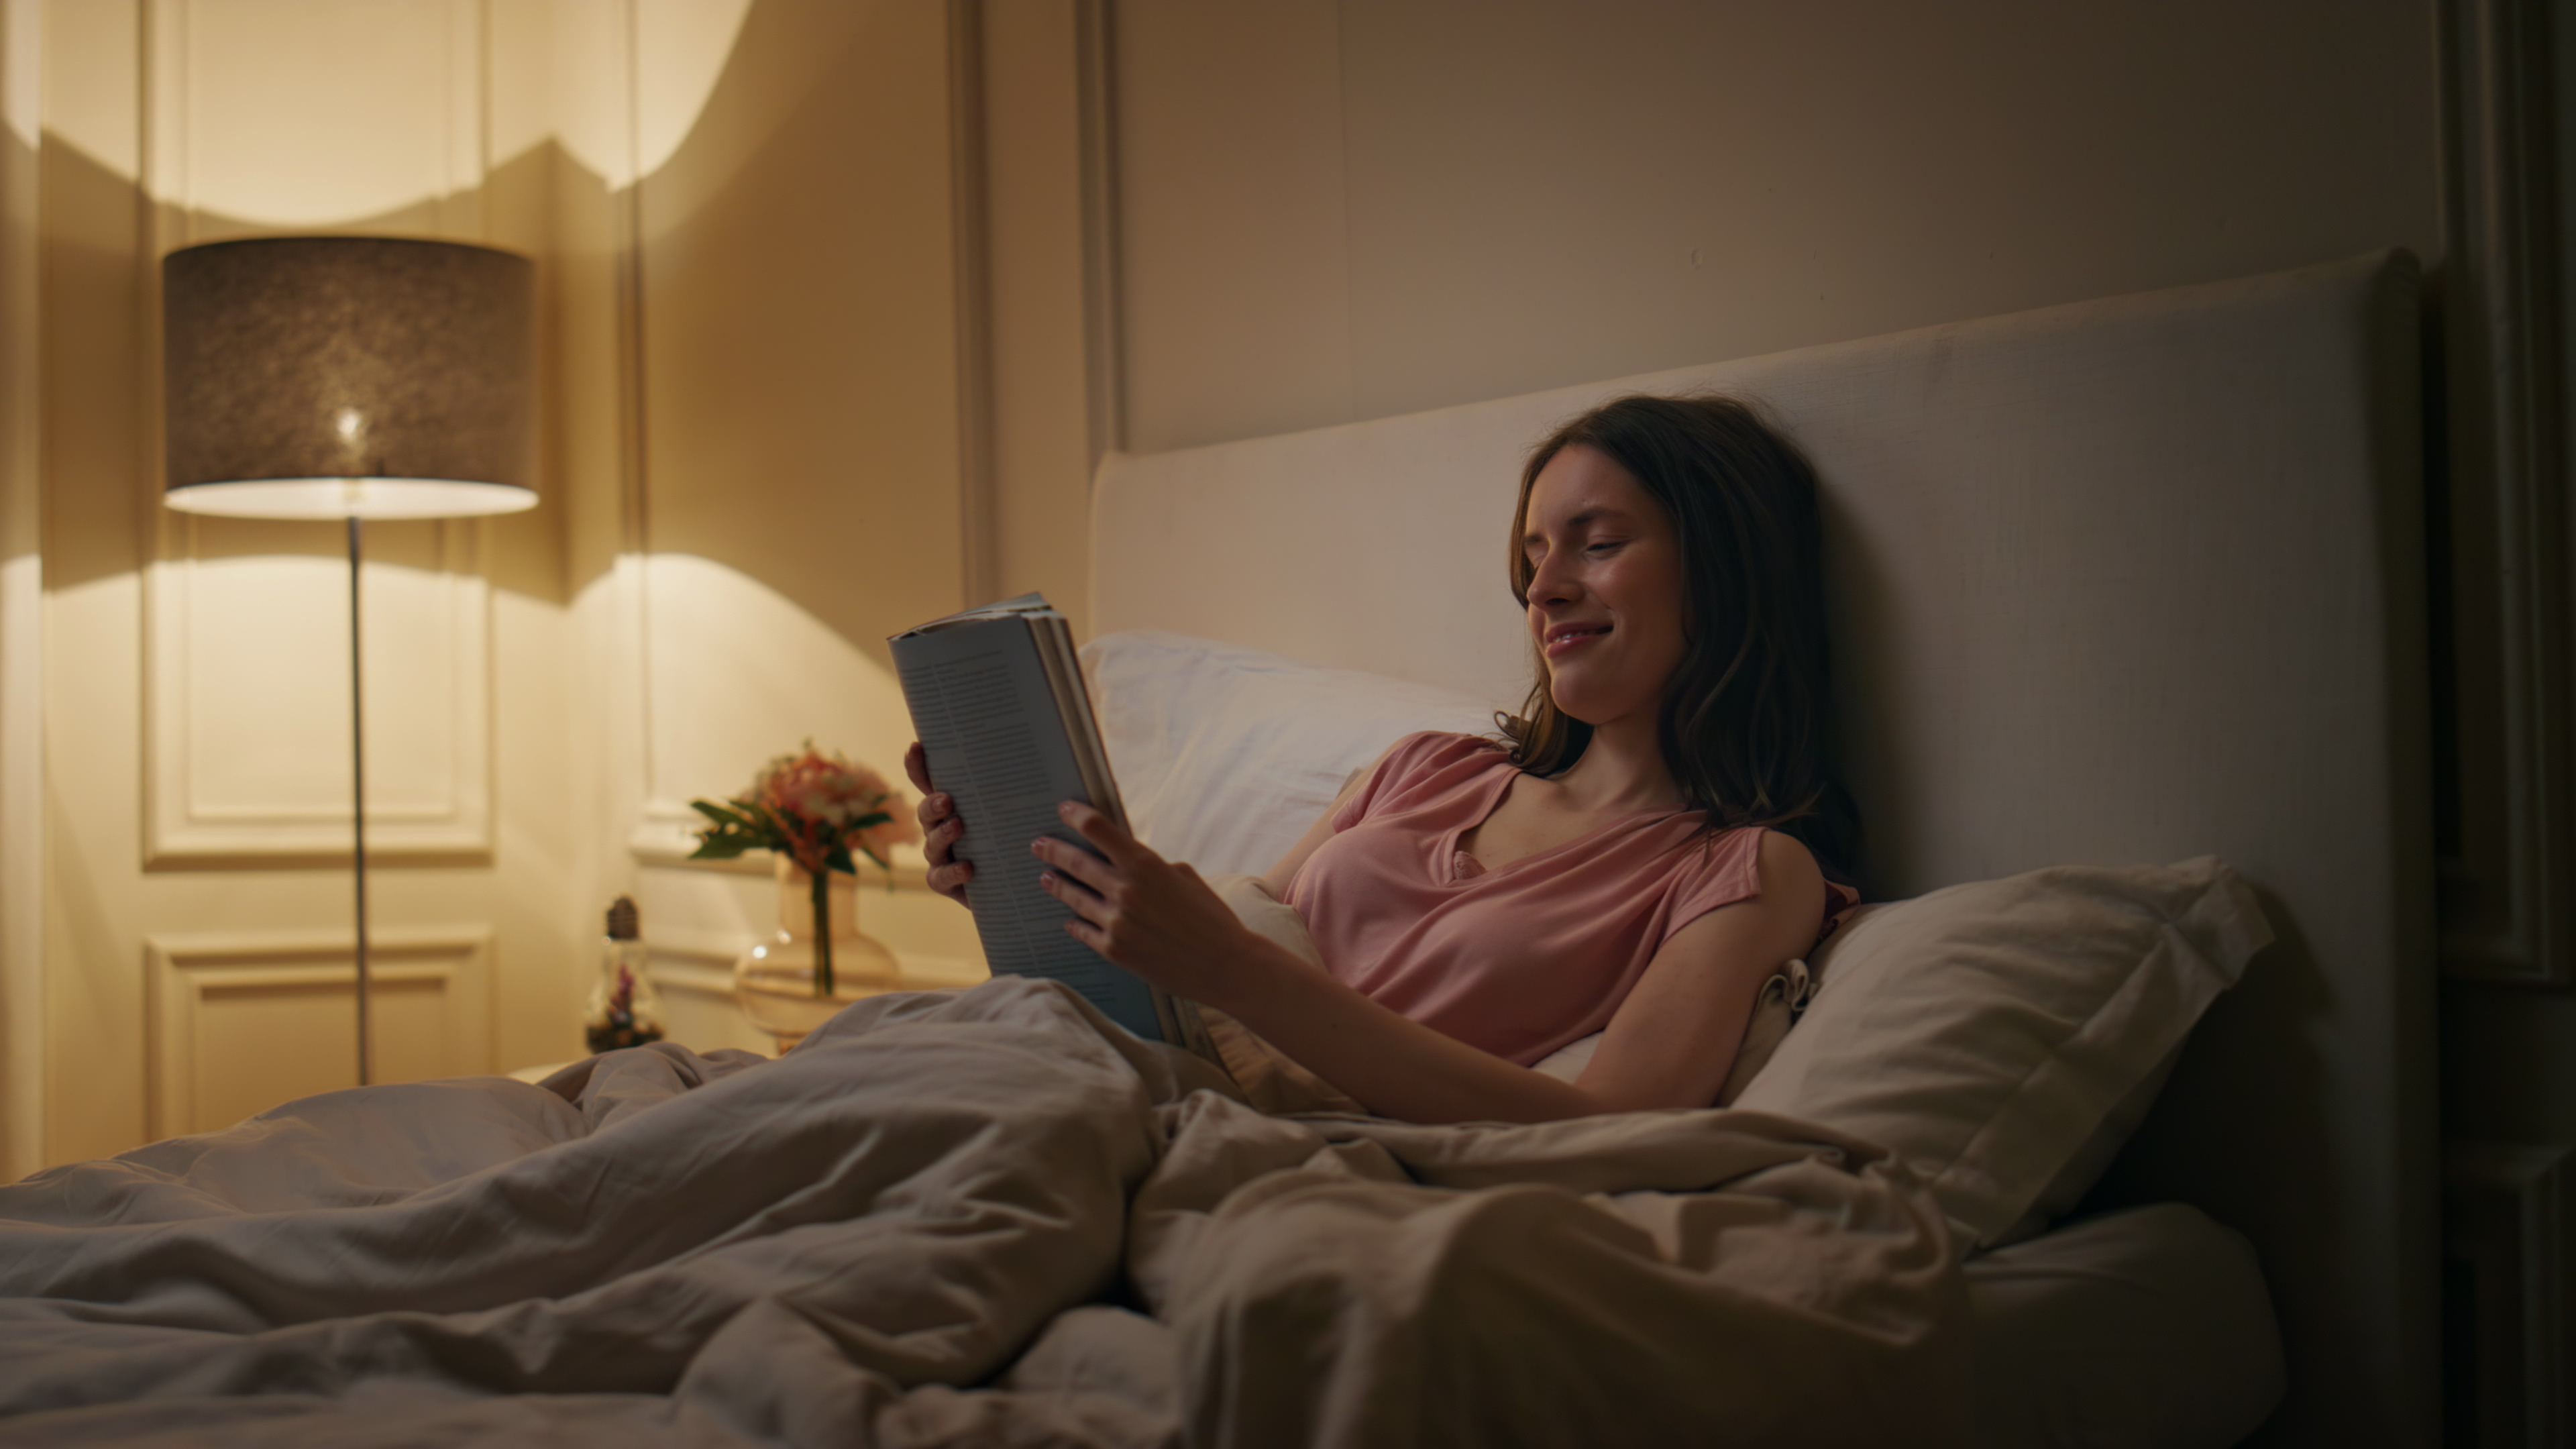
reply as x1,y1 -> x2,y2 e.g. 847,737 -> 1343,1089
1753,826 -> 1823,891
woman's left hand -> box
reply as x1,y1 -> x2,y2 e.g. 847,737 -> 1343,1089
1034,801 -> 1259,1002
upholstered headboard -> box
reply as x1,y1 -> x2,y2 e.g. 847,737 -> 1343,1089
1090,252 -> 2434,1448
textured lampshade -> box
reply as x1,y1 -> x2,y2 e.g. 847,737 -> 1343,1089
162,237 -> 537,519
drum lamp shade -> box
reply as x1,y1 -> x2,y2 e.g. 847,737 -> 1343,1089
161,236 -> 538,519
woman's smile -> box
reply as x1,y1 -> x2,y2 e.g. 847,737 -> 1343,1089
1543,621 -> 1613,657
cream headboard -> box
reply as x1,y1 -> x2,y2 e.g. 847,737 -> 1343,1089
1091,252 -> 2433,1448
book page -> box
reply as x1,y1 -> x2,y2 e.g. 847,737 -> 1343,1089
1031,614 -> 1125,828
892,617 -> 1168,1042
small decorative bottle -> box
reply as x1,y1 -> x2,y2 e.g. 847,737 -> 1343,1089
584,896 -> 666,1053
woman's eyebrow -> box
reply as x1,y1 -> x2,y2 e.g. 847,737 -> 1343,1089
1527,504 -> 1635,547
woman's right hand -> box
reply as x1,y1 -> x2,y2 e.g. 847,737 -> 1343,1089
904,741 -> 973,908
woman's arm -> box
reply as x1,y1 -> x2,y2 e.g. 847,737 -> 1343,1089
1036,804 -> 1825,1124
909,736 -> 1391,909
1567,829 -> 1826,1110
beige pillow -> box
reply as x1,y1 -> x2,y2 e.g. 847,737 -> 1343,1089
1728,856 -> 2271,1252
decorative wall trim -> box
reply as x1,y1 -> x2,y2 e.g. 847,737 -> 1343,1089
645,918 -> 978,994
1075,0 -> 1123,464
2445,1139 -> 2573,1447
949,0 -> 998,607
2436,0 -> 2573,987
143,520 -> 495,864
439,0 -> 486,244
642,928 -> 739,1003
611,0 -> 661,863
144,925 -> 495,1139
0,0 -> 44,1184
627,800 -> 759,871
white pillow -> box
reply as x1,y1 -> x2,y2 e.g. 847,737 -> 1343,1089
1729,856 -> 2271,1252
1080,630 -> 1501,876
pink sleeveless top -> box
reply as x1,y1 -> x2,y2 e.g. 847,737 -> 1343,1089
1285,731 -> 1858,1067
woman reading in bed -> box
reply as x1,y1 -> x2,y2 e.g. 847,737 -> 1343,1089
907,395 -> 1858,1125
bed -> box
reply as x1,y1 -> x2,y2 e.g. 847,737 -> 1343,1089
0,252 -> 2432,1448
1089,248 -> 2434,1449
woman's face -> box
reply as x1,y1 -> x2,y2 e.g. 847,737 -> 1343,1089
1520,443 -> 1688,729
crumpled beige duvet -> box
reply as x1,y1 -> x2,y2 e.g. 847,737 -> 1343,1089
0,977 -> 1967,1447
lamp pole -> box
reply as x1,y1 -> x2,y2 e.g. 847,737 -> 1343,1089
347,515 -> 370,1087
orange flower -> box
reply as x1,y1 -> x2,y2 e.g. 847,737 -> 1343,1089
692,741 -> 920,878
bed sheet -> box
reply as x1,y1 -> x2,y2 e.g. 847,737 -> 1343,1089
0,977 -> 1968,1448
1968,1202 -> 2284,1448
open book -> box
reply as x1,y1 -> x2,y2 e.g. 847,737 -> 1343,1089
890,595 -> 1183,1044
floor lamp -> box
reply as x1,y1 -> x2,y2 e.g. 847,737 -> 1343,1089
159,237 -> 537,1087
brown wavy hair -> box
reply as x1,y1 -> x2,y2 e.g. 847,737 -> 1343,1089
1502,394 -> 1859,879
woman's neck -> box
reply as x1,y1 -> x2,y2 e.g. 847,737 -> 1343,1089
1555,713 -> 1680,814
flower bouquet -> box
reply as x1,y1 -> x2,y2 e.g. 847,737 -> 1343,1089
690,743 -> 919,996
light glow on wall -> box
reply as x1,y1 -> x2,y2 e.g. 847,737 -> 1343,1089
627,0 -> 756,188
608,551 -> 918,816
41,0 -> 757,223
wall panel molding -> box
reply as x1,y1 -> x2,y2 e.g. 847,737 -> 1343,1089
611,0 -> 658,858
949,0 -> 997,607
2446,1139 -> 2573,1446
1075,0 -> 1122,464
2436,0 -> 2573,987
0,0 -> 44,1183
145,924 -> 495,1139
143,521 -> 494,864
643,926 -> 764,1057
641,915 -> 981,1061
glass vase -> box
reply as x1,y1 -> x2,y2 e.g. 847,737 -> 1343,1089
731,855 -> 901,1053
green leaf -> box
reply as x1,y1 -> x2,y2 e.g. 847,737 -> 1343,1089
824,843 -> 857,875
687,792 -> 797,863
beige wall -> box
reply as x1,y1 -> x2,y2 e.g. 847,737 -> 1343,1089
1111,0 -> 2442,455
614,0 -> 984,1046
629,0 -> 963,826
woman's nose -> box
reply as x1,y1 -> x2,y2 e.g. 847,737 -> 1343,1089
1529,550 -> 1580,604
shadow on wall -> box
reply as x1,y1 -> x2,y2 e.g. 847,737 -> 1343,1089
626,0 -> 965,676
2,117 -> 29,573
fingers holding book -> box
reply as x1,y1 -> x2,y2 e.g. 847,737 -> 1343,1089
906,741 -> 973,907
1035,800 -> 1253,1001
